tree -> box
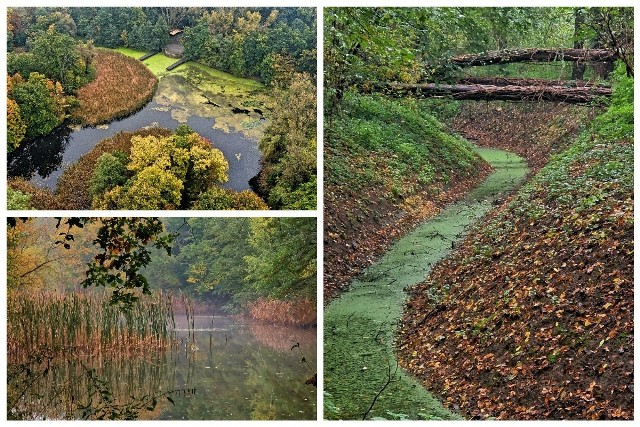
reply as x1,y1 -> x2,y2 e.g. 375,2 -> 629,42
258,60 -> 317,209
7,97 -> 26,150
89,151 -> 129,199
148,16 -> 169,52
244,217 -> 316,300
578,7 -> 634,77
182,21 -> 209,60
8,72 -> 66,141
30,10 -> 77,36
90,126 -> 229,210
27,25 -> 91,93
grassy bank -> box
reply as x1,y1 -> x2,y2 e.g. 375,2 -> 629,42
324,93 -> 490,302
73,49 -> 158,126
397,67 -> 633,420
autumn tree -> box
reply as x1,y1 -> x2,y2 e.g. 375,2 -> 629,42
7,72 -> 66,142
91,125 -> 229,210
257,57 -> 317,209
7,97 -> 26,151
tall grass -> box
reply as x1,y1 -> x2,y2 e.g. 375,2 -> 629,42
7,290 -> 175,362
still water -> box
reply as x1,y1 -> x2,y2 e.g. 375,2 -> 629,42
160,315 -> 317,420
7,77 -> 263,192
9,316 -> 316,420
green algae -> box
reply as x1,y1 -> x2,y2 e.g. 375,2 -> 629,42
113,47 -> 270,140
324,147 -> 528,420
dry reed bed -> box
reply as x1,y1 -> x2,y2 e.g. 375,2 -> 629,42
73,49 -> 158,126
7,290 -> 176,363
248,298 -> 316,328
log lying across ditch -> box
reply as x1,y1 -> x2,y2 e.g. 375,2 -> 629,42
457,76 -> 610,89
451,48 -> 616,67
363,81 -> 612,104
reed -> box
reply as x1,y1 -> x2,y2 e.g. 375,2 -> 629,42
7,289 -> 175,363
72,49 -> 158,126
248,298 -> 316,328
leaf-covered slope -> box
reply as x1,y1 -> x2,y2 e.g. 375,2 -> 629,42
397,71 -> 633,420
324,92 -> 490,303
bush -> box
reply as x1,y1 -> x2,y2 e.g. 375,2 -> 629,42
193,187 -> 268,210
7,188 -> 32,210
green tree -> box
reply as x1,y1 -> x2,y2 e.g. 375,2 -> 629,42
244,217 -> 316,299
89,151 -> 130,200
8,72 -> 66,141
258,62 -> 317,209
182,21 -> 209,60
148,16 -> 170,52
26,25 -> 92,93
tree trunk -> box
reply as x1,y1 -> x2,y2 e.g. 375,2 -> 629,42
451,48 -> 616,67
363,81 -> 611,104
572,8 -> 587,80
457,77 -> 609,88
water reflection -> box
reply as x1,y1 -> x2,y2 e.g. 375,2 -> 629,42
7,125 -> 71,180
8,316 -> 316,420
165,316 -> 316,420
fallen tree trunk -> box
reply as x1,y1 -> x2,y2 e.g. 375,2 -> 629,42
451,48 -> 616,67
457,76 -> 610,89
364,82 -> 611,104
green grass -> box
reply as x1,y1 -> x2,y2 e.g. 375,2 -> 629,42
114,47 -> 186,77
326,93 -> 482,198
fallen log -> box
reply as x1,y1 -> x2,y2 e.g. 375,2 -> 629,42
451,48 -> 616,67
457,76 -> 610,89
364,81 -> 611,104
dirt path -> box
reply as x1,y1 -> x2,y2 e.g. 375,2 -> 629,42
324,148 -> 528,420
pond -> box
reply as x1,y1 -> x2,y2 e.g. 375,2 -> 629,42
8,315 -> 316,420
8,61 -> 269,193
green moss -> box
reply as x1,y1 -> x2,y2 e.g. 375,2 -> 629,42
114,47 -> 185,77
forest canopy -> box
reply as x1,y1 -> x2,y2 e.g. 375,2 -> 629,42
8,217 -> 317,313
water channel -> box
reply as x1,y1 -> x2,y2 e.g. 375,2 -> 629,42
8,63 -> 268,193
324,147 -> 528,420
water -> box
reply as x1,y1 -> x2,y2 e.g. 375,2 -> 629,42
161,316 -> 317,420
7,80 -> 263,192
8,315 -> 316,420
324,147 -> 528,420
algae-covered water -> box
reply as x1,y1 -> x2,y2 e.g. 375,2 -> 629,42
323,147 -> 528,420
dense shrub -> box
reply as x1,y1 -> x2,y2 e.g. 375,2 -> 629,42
248,298 -> 316,328
193,187 -> 268,210
7,187 -> 33,210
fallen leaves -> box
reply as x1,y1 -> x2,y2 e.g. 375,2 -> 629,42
396,102 -> 633,420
